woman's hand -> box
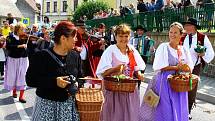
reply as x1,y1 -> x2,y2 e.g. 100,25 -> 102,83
137,72 -> 144,81
197,52 -> 205,57
17,44 -> 27,49
177,64 -> 190,72
113,64 -> 126,75
56,76 -> 71,88
75,47 -> 82,52
102,64 -> 126,77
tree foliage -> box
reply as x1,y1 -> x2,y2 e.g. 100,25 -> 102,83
73,1 -> 110,21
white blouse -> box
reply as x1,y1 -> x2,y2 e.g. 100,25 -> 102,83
96,44 -> 146,79
183,33 -> 215,64
153,42 -> 194,72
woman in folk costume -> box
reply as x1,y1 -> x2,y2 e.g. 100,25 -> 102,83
139,22 -> 194,121
4,23 -> 29,103
96,24 -> 145,121
26,21 -> 81,121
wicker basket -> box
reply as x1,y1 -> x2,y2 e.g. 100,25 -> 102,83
76,84 -> 104,121
168,74 -> 199,92
104,76 -> 139,93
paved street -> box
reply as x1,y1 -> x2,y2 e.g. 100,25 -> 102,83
140,83 -> 215,121
0,79 -> 215,121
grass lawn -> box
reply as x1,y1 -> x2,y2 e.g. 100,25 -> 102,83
198,29 -> 215,33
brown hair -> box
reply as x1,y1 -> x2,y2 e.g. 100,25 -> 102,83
114,24 -> 131,36
54,21 -> 77,44
14,23 -> 25,35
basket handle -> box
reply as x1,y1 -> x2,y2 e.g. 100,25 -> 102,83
178,64 -> 193,90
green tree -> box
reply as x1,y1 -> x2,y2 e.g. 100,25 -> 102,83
73,1 -> 110,21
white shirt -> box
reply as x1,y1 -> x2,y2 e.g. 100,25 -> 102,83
153,43 -> 194,72
129,37 -> 138,49
111,34 -> 115,42
95,32 -> 105,38
79,45 -> 87,60
96,44 -> 146,79
183,33 -> 215,65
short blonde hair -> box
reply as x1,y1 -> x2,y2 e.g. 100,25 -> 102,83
169,22 -> 185,34
114,24 -> 131,36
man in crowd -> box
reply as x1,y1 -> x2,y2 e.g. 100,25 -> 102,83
154,0 -> 164,32
95,23 -> 106,39
181,18 -> 215,120
1,21 -> 11,38
30,24 -> 40,37
107,26 -> 117,45
130,25 -> 155,64
6,13 -> 17,25
137,0 -> 148,13
75,20 -> 89,77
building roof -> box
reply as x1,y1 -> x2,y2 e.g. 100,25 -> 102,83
25,0 -> 39,12
0,0 -> 23,18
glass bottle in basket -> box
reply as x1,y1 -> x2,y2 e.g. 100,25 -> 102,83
177,45 -> 188,81
177,45 -> 192,90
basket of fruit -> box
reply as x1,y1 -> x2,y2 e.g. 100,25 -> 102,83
104,74 -> 139,93
168,74 -> 199,92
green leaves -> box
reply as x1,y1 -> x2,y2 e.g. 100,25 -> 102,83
73,1 -> 110,21
194,45 -> 206,53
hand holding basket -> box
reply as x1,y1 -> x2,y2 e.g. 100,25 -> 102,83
168,64 -> 199,92
104,75 -> 140,93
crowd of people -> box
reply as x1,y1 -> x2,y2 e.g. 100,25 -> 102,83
0,11 -> 215,121
89,0 -> 213,19
89,0 -> 214,33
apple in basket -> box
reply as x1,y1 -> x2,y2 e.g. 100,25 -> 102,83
172,74 -> 189,81
112,74 -> 131,80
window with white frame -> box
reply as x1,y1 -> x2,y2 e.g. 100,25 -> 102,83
53,1 -> 57,12
62,1 -> 67,12
74,0 -> 78,11
46,2 -> 50,13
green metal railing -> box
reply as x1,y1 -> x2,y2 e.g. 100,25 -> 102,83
85,3 -> 215,32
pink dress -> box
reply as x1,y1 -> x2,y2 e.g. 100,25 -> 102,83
96,45 -> 146,121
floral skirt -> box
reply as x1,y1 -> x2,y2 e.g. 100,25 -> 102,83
31,96 -> 80,121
